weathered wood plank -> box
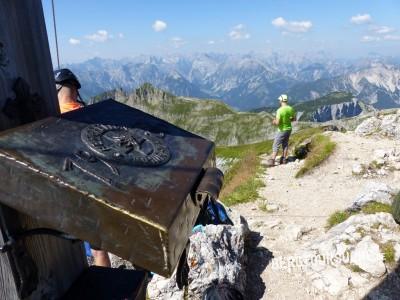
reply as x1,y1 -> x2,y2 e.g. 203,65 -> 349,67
0,1 -> 87,299
19,214 -> 87,299
0,207 -> 19,300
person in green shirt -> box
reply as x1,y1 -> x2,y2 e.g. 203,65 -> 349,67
268,94 -> 296,166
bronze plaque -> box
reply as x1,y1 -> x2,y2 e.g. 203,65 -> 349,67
0,99 -> 217,276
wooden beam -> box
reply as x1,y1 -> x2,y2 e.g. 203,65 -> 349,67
0,1 -> 87,298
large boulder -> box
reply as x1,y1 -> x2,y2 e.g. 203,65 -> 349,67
380,114 -> 400,139
351,236 -> 386,278
355,117 -> 382,136
350,182 -> 395,210
300,212 -> 400,297
355,112 -> 400,139
186,224 -> 248,299
148,209 -> 249,300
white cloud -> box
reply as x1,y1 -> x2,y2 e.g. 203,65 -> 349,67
229,24 -> 251,40
118,33 -> 124,39
152,20 -> 167,32
271,17 -> 312,33
170,37 -> 186,48
271,17 -> 286,27
370,25 -> 395,34
361,35 -> 380,42
384,34 -> 400,41
208,40 -> 215,45
85,30 -> 110,42
350,14 -> 372,24
69,38 -> 80,45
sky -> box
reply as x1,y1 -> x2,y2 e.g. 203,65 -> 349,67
42,0 -> 400,64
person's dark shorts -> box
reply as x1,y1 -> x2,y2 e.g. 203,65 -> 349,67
272,130 -> 291,153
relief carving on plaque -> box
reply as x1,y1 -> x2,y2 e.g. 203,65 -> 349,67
63,124 -> 171,186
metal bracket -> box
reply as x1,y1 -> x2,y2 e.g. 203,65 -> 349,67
194,167 -> 224,205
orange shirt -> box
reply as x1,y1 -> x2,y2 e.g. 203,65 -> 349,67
60,101 -> 83,114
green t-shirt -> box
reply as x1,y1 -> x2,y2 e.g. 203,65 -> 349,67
276,105 -> 295,132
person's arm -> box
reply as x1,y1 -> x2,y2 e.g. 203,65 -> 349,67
290,109 -> 296,121
272,110 -> 280,125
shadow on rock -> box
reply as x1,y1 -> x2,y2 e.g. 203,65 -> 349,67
245,230 -> 273,300
363,260 -> 400,300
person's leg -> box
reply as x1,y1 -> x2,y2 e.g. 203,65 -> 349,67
92,249 -> 111,267
270,133 -> 281,165
281,130 -> 292,161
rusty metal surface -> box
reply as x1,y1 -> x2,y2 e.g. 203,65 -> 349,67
0,99 -> 217,276
195,167 -> 224,204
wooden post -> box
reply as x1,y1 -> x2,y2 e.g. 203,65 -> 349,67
0,1 -> 87,299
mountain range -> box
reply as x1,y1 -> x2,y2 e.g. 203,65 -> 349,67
68,53 -> 400,110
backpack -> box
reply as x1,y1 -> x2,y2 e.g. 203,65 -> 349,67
196,198 -> 233,226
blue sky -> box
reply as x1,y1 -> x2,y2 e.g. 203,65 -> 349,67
42,0 -> 400,63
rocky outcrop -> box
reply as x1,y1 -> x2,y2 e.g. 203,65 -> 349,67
350,182 -> 395,210
352,148 -> 400,178
311,100 -> 364,122
298,181 -> 400,298
300,212 -> 400,297
148,208 -> 249,300
355,110 -> 400,138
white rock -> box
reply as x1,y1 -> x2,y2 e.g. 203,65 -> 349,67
312,278 -> 326,291
351,182 -> 394,209
148,207 -> 249,300
393,162 -> 400,170
284,225 -> 312,241
380,231 -> 399,243
266,204 -> 279,212
377,169 -> 387,176
394,243 -> 400,262
265,219 -> 282,229
352,163 -> 364,175
349,272 -> 369,288
380,114 -> 400,139
351,236 -> 386,278
355,117 -> 382,136
320,267 -> 349,296
373,149 -> 389,160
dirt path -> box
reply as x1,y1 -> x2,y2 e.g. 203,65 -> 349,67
235,131 -> 400,299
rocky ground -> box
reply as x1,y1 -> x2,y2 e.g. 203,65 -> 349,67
144,111 -> 400,299
236,115 -> 400,299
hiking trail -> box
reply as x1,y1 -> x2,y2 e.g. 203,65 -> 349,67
236,131 -> 400,299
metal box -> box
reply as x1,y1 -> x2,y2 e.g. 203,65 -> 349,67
0,100 -> 222,276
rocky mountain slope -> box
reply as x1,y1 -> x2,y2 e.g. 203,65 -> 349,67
253,92 -> 373,122
91,83 -> 277,145
293,92 -> 373,122
69,53 -> 400,110
288,62 -> 400,109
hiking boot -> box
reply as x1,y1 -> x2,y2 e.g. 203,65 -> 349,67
281,157 -> 288,164
266,159 -> 275,167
